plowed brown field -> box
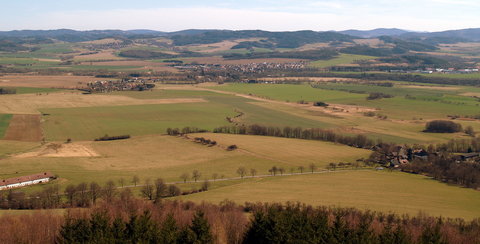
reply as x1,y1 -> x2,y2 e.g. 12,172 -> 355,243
3,114 -> 43,141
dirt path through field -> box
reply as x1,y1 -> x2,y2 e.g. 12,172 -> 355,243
3,115 -> 43,141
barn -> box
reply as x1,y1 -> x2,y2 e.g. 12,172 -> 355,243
0,172 -> 55,190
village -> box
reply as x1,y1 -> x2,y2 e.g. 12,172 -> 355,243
389,67 -> 480,74
174,61 -> 307,74
86,78 -> 156,93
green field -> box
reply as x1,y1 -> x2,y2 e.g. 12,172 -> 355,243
0,114 -> 12,138
310,54 -> 377,68
41,90 -> 335,140
180,170 -> 480,220
211,83 -> 480,120
41,102 -> 236,141
211,83 -> 366,104
0,141 -> 40,158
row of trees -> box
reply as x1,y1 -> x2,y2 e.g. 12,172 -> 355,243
1,175 -> 193,210
401,154 -> 480,189
213,124 -> 376,149
2,199 -> 479,244
369,141 -> 480,189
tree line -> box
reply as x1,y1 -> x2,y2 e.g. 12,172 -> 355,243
369,140 -> 480,190
0,176 -> 196,210
213,124 -> 376,149
1,199 -> 479,244
400,153 -> 480,190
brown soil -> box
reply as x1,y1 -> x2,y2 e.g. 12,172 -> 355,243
3,114 -> 43,141
0,75 -> 98,88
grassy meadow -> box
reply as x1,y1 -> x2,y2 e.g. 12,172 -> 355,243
0,134 -> 370,191
40,89 -> 335,140
180,170 -> 480,220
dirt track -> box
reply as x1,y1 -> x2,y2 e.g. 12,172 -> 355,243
3,114 -> 43,141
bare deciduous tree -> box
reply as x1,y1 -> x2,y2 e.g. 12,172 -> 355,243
103,180 -> 117,202
154,178 -> 168,201
119,178 -> 125,188
309,163 -> 316,173
298,166 -> 305,173
250,168 -> 257,177
132,175 -> 139,187
201,180 -> 210,191
76,182 -> 89,207
328,163 -> 337,171
141,179 -> 154,200
90,182 -> 101,205
192,170 -> 201,182
168,185 -> 181,197
237,167 -> 247,179
269,166 -> 278,176
212,173 -> 219,182
180,173 -> 190,183
64,184 -> 77,207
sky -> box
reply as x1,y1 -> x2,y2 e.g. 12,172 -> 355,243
1,0 -> 479,32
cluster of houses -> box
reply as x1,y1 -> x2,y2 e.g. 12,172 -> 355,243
0,172 -> 55,190
86,78 -> 156,93
175,62 -> 307,74
372,144 -> 480,168
390,68 -> 479,74
371,145 -> 429,168
82,41 -> 130,51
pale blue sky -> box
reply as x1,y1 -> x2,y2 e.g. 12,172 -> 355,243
1,0 -> 479,31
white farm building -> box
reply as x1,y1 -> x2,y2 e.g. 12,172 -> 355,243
0,172 -> 54,190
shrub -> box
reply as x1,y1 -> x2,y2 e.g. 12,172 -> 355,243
424,120 -> 462,133
94,134 -> 130,141
226,145 -> 238,151
313,101 -> 329,107
366,92 -> 393,100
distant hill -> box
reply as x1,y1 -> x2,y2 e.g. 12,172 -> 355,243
0,28 -> 479,46
339,28 -> 412,38
402,28 -> 480,42
170,30 -> 355,48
